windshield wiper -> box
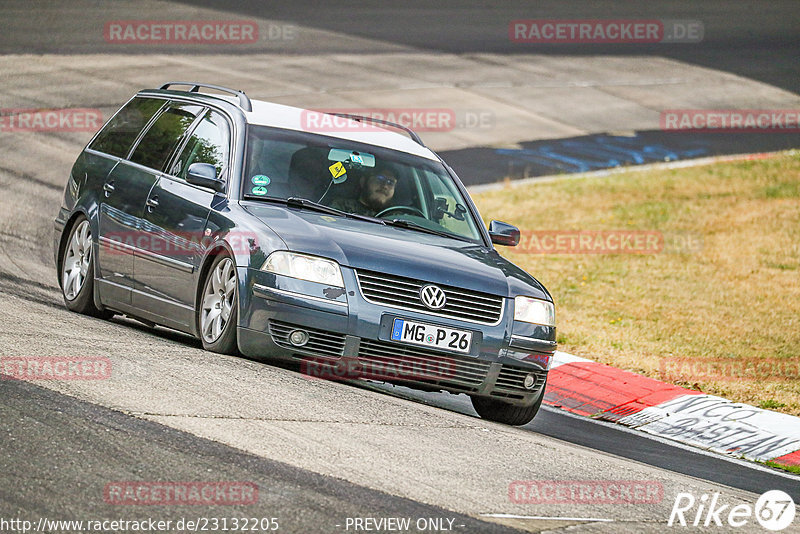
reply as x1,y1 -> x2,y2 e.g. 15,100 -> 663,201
286,197 -> 347,215
384,218 -> 470,242
287,197 -> 387,224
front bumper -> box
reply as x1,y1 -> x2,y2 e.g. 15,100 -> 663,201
238,267 -> 555,405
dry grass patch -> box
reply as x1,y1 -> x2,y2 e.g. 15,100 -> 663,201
472,153 -> 800,415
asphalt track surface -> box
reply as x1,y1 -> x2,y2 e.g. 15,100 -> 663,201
6,1 -> 797,181
360,382 -> 800,502
168,1 -> 800,181
1,1 -> 800,532
175,0 -> 800,93
0,378 -> 521,534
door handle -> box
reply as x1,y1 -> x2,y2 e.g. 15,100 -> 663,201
146,196 -> 159,211
103,181 -> 115,197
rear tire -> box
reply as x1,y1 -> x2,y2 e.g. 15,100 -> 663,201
59,216 -> 113,319
197,253 -> 239,355
471,384 -> 546,426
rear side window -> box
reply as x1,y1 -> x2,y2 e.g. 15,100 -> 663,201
168,110 -> 230,180
89,97 -> 163,158
129,104 -> 203,171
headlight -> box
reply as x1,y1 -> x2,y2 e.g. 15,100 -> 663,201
262,251 -> 344,287
514,296 -> 555,327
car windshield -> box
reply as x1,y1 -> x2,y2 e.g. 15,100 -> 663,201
243,125 -> 483,242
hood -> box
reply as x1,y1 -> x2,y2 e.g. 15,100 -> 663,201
244,203 -> 549,300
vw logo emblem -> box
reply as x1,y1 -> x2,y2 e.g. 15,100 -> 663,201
420,285 -> 447,310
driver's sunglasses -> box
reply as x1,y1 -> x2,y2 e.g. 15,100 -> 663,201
374,174 -> 397,187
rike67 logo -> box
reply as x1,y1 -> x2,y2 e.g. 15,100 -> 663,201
669,490 -> 796,531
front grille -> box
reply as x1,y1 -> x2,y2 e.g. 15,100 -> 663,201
269,320 -> 346,359
491,364 -> 548,399
357,339 -> 491,392
356,270 -> 504,325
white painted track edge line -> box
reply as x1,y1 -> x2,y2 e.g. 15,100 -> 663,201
480,513 -> 614,522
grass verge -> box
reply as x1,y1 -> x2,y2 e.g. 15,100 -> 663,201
472,152 -> 800,416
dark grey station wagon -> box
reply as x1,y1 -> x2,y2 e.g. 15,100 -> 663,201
54,82 -> 556,425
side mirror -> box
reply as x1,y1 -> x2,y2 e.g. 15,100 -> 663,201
488,220 -> 520,246
186,162 -> 225,193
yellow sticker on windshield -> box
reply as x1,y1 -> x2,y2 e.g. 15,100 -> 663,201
329,161 -> 346,180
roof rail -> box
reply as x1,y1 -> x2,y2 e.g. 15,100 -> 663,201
329,113 -> 425,146
158,81 -> 252,112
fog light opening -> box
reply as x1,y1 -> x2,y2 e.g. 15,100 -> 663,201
523,373 -> 536,390
289,329 -> 310,347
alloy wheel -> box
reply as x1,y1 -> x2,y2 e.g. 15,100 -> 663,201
200,257 -> 236,343
62,220 -> 92,301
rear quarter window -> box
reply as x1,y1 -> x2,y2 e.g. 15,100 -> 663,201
88,97 -> 164,158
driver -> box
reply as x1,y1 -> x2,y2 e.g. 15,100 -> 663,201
331,166 -> 397,217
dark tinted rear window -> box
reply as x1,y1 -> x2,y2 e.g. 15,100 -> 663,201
89,97 -> 163,158
129,104 -> 203,171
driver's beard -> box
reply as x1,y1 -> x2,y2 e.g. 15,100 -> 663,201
360,193 -> 389,210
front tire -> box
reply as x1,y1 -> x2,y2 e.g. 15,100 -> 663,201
59,216 -> 111,318
471,384 -> 546,426
198,253 -> 239,354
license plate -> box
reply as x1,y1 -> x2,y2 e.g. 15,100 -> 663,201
390,318 -> 472,354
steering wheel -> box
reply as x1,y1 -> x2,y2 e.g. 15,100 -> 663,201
375,205 -> 426,218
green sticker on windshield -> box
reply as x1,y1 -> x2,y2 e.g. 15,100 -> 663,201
251,186 -> 269,196
252,175 -> 271,186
